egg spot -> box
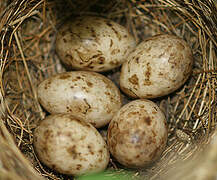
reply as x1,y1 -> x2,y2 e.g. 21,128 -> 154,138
109,59 -> 119,65
76,164 -> 82,170
144,63 -> 152,86
110,39 -> 113,47
98,57 -> 105,64
63,38 -> 67,43
67,145 -> 80,159
87,144 -> 95,155
129,74 -> 139,85
86,81 -> 93,87
111,49 -> 120,55
144,116 -> 152,126
59,74 -> 71,80
135,57 -> 139,63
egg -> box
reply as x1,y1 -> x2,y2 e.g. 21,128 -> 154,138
120,34 -> 193,98
56,16 -> 136,72
107,99 -> 168,168
33,114 -> 110,175
37,71 -> 121,128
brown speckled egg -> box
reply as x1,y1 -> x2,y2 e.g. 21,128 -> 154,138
120,34 -> 193,98
107,99 -> 168,168
37,71 -> 122,128
33,114 -> 109,175
56,16 -> 136,72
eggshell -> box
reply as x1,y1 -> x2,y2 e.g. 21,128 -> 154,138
37,71 -> 122,128
107,99 -> 168,168
56,16 -> 136,72
120,34 -> 193,98
33,114 -> 110,175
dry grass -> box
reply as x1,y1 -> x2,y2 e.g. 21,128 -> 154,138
0,0 -> 216,179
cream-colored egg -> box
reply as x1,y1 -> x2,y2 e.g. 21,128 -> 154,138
120,34 -> 193,98
56,16 -> 136,72
107,99 -> 167,168
37,71 -> 121,128
33,114 -> 109,175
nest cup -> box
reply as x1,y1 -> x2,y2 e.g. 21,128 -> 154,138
0,0 -> 217,179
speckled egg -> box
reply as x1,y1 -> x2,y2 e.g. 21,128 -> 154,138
33,114 -> 110,175
120,34 -> 193,98
37,71 -> 121,128
56,16 -> 136,72
107,99 -> 168,168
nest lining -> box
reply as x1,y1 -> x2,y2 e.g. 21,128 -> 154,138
0,0 -> 216,179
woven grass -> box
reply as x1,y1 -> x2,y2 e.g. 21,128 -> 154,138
0,0 -> 216,179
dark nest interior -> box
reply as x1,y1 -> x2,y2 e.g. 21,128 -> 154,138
0,0 -> 217,179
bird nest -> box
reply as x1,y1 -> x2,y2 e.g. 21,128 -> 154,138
0,0 -> 216,179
